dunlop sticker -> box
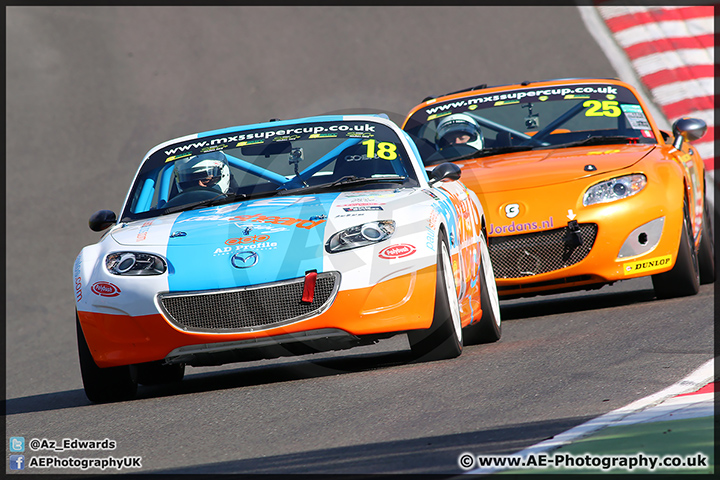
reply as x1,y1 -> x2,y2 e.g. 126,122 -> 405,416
623,255 -> 672,275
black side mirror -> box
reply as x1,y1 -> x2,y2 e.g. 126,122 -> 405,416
89,210 -> 117,232
428,162 -> 461,185
672,117 -> 707,149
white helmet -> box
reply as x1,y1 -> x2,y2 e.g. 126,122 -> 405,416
175,152 -> 231,193
435,113 -> 484,151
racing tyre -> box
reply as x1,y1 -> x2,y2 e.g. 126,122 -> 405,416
408,231 -> 463,361
463,231 -> 502,345
76,314 -> 138,403
136,361 -> 185,386
652,199 -> 700,298
698,198 -> 715,284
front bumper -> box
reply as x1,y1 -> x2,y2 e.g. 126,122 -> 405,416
77,266 -> 437,368
480,177 -> 684,298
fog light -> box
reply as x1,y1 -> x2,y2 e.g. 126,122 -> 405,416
617,217 -> 664,258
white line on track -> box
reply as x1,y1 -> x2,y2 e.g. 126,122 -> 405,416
463,358 -> 715,475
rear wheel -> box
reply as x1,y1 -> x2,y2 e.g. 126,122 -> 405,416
698,197 -> 715,284
76,314 -> 138,403
652,199 -> 700,298
408,231 -> 463,361
464,231 -> 502,345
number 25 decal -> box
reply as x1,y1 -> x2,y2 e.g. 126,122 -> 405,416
362,139 -> 398,160
583,100 -> 621,117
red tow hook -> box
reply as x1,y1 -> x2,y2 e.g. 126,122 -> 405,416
301,270 -> 318,304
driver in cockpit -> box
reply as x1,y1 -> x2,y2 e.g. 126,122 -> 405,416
174,152 -> 232,194
435,113 -> 485,152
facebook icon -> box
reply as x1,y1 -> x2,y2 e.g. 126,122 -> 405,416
10,455 -> 25,470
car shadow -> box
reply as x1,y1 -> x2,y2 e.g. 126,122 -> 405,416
5,346 -> 417,414
499,284 -> 657,321
142,414 -> 598,475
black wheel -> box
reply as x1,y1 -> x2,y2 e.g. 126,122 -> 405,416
698,196 -> 715,284
136,361 -> 185,386
408,230 -> 463,361
76,313 -> 138,403
652,199 -> 700,298
463,231 -> 502,345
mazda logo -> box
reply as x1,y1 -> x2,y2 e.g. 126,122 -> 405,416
231,251 -> 259,268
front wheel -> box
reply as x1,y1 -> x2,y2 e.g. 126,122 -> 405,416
464,231 -> 502,345
652,199 -> 700,298
77,313 -> 138,403
408,231 -> 463,361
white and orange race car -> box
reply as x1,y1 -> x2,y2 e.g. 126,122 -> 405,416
74,114 -> 501,402
403,78 -> 714,300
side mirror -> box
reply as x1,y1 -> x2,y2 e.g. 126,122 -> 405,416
428,162 -> 461,185
89,210 -> 117,232
672,117 -> 707,149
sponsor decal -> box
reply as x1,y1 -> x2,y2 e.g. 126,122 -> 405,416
334,213 -> 365,218
231,251 -> 259,269
588,149 -> 620,155
165,152 -> 193,163
214,243 -> 277,255
423,86 -> 619,115
225,235 -> 270,245
343,206 -> 383,212
73,257 -> 83,301
489,217 -> 554,235
272,135 -> 301,142
170,231 -> 187,238
162,123 -> 378,156
343,190 -> 395,198
504,203 -> 520,219
91,281 -> 121,297
426,208 -> 439,251
623,254 -> 672,275
227,213 -> 326,230
379,244 -> 417,259
233,223 -> 288,234
136,220 -> 154,242
74,276 -> 83,302
422,189 -> 440,200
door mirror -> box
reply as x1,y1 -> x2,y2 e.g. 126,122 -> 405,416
428,162 -> 461,185
672,117 -> 707,149
89,210 -> 117,232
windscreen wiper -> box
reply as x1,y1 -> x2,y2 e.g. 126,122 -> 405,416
277,176 -> 407,196
551,136 -> 640,149
163,192 -> 247,214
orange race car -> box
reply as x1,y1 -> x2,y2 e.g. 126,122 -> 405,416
402,78 -> 714,299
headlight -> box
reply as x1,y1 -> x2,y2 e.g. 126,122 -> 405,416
325,220 -> 395,253
583,174 -> 647,206
106,252 -> 166,275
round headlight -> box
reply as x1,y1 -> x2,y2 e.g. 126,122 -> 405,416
361,223 -> 384,241
116,253 -> 137,273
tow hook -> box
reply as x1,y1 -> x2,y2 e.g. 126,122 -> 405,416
564,220 -> 583,248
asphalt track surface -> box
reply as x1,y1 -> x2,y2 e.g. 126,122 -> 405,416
5,6 -> 714,475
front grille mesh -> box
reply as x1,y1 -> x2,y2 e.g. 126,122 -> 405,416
488,224 -> 598,278
159,272 -> 339,332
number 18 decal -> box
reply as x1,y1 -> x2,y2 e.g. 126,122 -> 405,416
362,139 -> 398,160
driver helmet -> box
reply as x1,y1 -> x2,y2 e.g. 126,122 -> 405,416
175,151 -> 231,193
435,113 -> 484,151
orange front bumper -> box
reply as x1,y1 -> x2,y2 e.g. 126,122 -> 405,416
78,266 -> 437,368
